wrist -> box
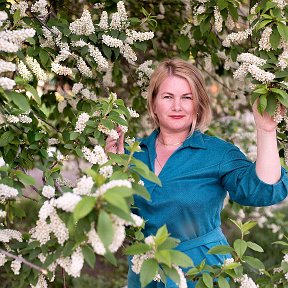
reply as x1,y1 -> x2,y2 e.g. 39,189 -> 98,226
256,128 -> 277,135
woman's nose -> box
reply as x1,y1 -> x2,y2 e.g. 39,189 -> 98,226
172,98 -> 182,111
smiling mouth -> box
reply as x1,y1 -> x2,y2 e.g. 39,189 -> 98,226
170,116 -> 184,119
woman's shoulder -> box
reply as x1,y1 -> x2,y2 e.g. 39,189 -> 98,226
201,132 -> 237,151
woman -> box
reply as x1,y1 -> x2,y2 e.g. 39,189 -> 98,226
106,59 -> 288,287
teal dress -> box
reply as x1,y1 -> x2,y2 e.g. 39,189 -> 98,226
128,130 -> 288,288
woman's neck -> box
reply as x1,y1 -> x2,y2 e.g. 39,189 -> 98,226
157,130 -> 189,146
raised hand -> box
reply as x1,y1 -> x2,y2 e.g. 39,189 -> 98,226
105,126 -> 125,154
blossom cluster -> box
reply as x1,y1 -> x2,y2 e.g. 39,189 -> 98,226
223,29 -> 252,47
69,10 -> 95,36
0,184 -> 18,200
235,274 -> 259,288
25,56 -> 47,81
31,0 -> 49,19
74,112 -> 90,133
5,114 -> 32,124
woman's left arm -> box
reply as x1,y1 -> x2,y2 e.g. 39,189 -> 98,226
253,102 -> 282,184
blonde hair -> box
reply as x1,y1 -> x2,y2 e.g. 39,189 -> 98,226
147,58 -> 212,133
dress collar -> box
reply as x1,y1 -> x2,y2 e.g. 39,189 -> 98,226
140,129 -> 207,149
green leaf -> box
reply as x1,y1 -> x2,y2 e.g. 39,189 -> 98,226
97,210 -> 114,247
155,225 -> 169,246
162,265 -> 180,285
242,256 -> 265,270
73,196 -> 96,221
266,93 -> 277,116
277,22 -> 288,42
124,243 -> 151,255
176,35 -> 190,52
155,250 -> 172,267
134,41 -> 147,52
39,50 -> 49,67
13,9 -> 21,23
256,19 -> 273,31
5,91 -> 30,112
25,84 -> 41,105
82,246 -> 96,268
222,262 -> 241,270
103,193 -> 130,214
140,259 -> 158,287
247,241 -> 264,252
62,241 -> 75,257
270,27 -> 281,50
100,118 -> 114,130
0,131 -> 15,147
207,245 -> 234,255
158,238 -> 179,250
169,250 -> 194,268
271,88 -> 288,98
234,239 -> 247,258
132,183 -> 151,200
70,132 -> 79,140
217,0 -> 228,10
132,166 -> 161,186
258,94 -> 267,114
242,221 -> 257,234
218,276 -> 230,288
203,273 -> 213,288
14,171 -> 36,185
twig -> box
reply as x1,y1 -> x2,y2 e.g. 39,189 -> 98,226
23,194 -> 38,202
0,248 -> 47,275
34,114 -> 60,133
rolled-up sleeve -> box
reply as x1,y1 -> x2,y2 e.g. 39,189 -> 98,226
219,146 -> 288,206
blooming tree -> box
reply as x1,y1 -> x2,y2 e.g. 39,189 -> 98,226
0,0 -> 288,287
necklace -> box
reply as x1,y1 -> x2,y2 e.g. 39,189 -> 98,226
157,137 -> 184,146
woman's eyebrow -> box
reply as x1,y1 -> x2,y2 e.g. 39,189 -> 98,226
161,92 -> 193,96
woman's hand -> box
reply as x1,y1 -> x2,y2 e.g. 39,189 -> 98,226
252,100 -> 278,132
105,126 -> 125,154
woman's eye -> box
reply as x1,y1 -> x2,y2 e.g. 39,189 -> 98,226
183,96 -> 193,100
163,95 -> 172,99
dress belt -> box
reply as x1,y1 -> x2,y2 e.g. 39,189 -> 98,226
176,227 -> 226,252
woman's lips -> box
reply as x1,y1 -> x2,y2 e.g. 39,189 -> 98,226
169,115 -> 184,119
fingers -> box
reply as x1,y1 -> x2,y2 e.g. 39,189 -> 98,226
105,126 -> 125,154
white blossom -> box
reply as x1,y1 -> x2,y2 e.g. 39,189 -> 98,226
72,83 -> 83,94
0,210 -> 6,218
98,124 -> 119,140
0,253 -> 7,267
0,28 -> 36,47
99,11 -> 109,30
120,43 -> 137,64
0,229 -> 22,243
272,0 -> 287,10
95,180 -> 132,197
5,115 -> 19,123
87,225 -> 106,255
99,165 -> 113,178
0,39 -> 19,53
128,107 -> 139,118
0,184 -> 18,199
39,200 -> 55,220
0,157 -> 5,167
126,30 -> 154,43
102,35 -> 123,48
18,61 -> 33,82
25,56 -> 47,81
283,254 -> 288,263
30,274 -> 48,288
214,7 -> 222,32
11,259 -> 21,275
131,213 -> 144,227
31,0 -> 48,19
223,29 -> 252,47
51,63 -> 73,76
88,44 -> 109,71
70,247 -> 84,277
10,1 -> 28,17
69,10 -> 95,36
19,114 -> 32,124
0,77 -> 16,90
82,145 -> 108,165
50,210 -> 69,245
131,251 -> 154,274
76,57 -> 93,78
73,176 -> 94,195
75,112 -> 90,133
55,192 -> 81,212
42,185 -> 55,199
235,274 -> 259,288
278,50 -> 288,70
174,265 -> 188,288
248,65 -> 275,83
109,222 -> 125,252
30,219 -> 51,245
259,27 -> 272,51
223,258 -> 235,267
237,53 -> 266,66
226,14 -> 235,30
48,138 -> 59,145
0,60 -> 16,73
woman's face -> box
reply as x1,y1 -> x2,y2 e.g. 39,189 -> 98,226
153,75 -> 195,134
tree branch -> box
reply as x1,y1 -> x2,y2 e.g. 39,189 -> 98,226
0,248 -> 48,275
